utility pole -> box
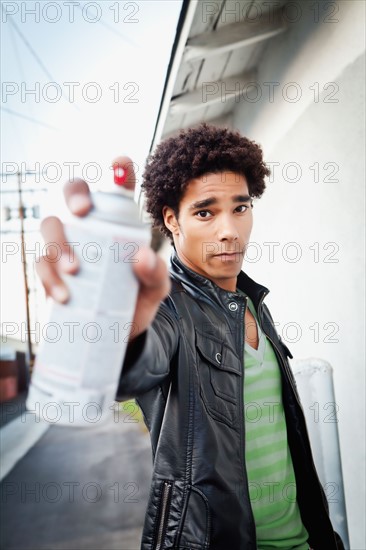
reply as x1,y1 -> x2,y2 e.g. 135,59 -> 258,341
17,170 -> 35,370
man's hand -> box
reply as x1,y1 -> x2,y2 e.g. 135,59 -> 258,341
35,156 -> 171,342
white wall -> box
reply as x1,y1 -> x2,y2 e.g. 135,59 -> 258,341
233,1 -> 365,547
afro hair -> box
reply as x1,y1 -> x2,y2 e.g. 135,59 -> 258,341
142,123 -> 270,241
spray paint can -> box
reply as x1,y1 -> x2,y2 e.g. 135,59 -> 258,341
26,168 -> 151,427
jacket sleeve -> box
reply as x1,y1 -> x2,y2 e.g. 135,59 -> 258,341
115,299 -> 180,401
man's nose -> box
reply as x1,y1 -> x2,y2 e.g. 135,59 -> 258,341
217,215 -> 239,241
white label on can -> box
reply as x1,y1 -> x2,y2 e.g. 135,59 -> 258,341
29,219 -> 149,422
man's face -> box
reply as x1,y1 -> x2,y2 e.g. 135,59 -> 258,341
162,171 -> 253,292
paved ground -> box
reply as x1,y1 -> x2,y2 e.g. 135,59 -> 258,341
0,403 -> 152,550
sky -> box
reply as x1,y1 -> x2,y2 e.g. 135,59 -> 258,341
1,0 -> 183,204
1,0 -> 183,341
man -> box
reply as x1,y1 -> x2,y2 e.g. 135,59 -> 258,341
37,124 -> 343,549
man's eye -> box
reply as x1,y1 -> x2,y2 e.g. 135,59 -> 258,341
196,210 -> 212,218
236,205 -> 249,213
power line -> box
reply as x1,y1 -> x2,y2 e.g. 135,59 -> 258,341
72,1 -> 138,48
8,19 -> 27,88
1,106 -> 59,131
8,21 -> 29,158
2,5 -> 79,110
4,12 -> 57,84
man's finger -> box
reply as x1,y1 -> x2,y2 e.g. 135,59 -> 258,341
132,247 -> 161,285
35,256 -> 70,303
132,247 -> 171,297
40,216 -> 79,273
63,178 -> 92,216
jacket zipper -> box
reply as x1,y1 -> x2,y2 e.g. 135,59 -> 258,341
257,294 -> 333,517
239,295 -> 257,543
257,292 -> 314,439
257,291 -> 300,401
155,481 -> 172,550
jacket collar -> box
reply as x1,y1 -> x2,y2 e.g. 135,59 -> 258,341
169,247 -> 269,312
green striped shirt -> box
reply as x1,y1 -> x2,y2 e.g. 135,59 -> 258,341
238,289 -> 309,550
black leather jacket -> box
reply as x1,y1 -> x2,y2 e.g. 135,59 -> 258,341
118,249 -> 342,550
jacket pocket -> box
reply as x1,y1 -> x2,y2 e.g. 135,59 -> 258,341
177,486 -> 211,549
195,328 -> 241,429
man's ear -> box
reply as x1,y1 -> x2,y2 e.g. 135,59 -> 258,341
162,206 -> 180,236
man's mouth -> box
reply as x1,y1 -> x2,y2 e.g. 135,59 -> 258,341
214,250 -> 243,256
213,251 -> 243,259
